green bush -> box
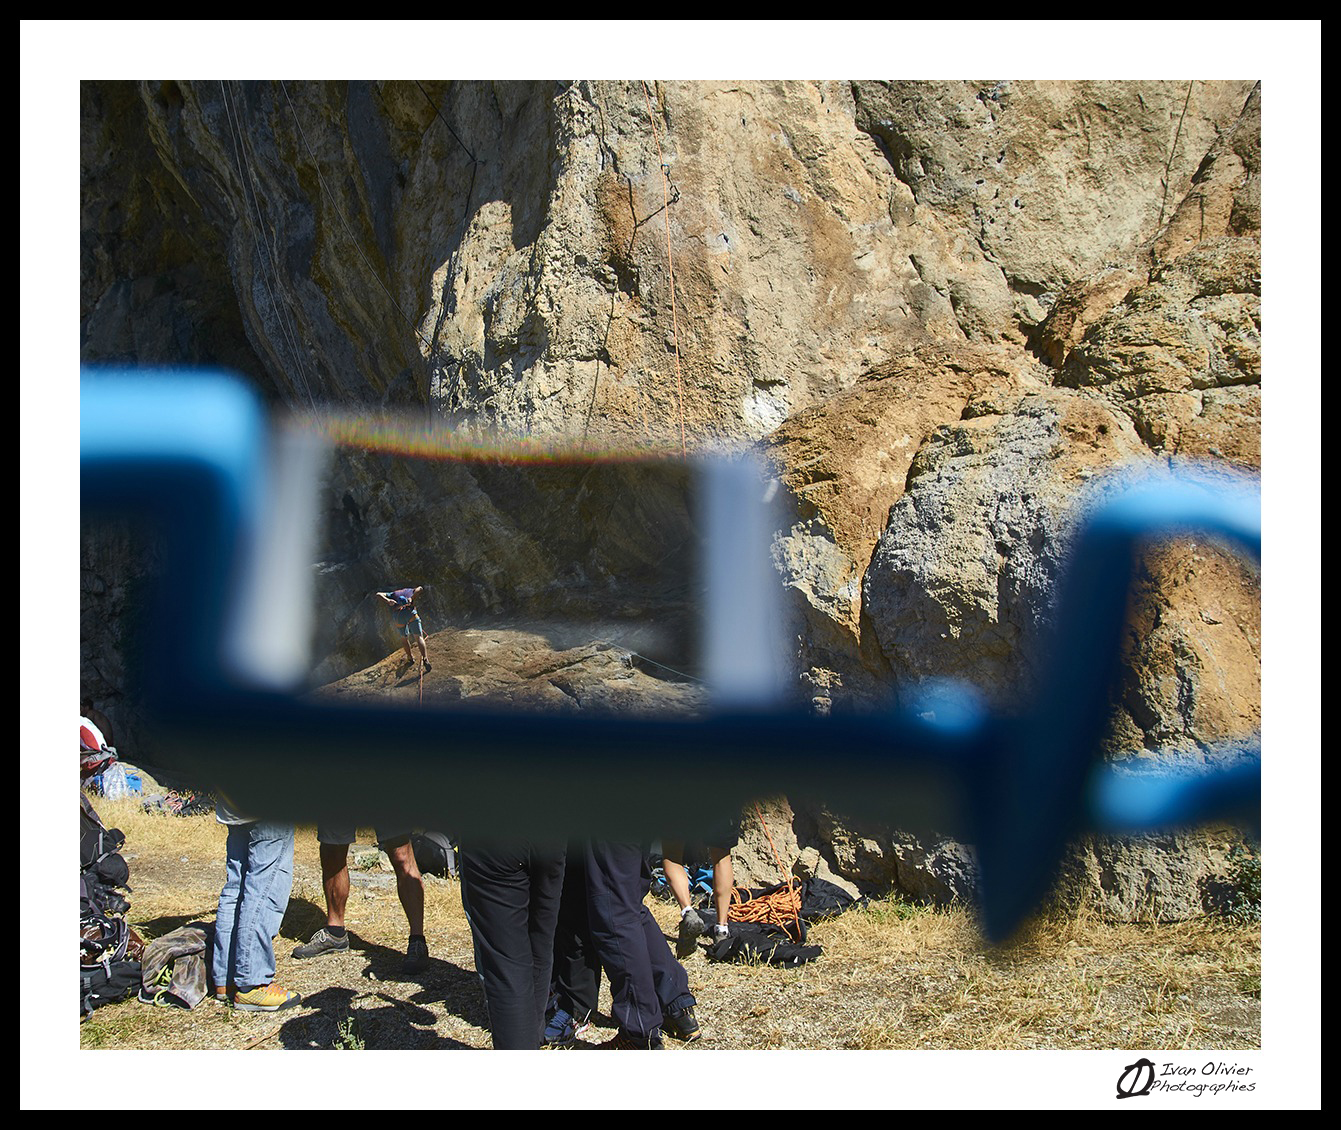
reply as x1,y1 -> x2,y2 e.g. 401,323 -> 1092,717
333,1013 -> 366,1050
1224,842 -> 1261,924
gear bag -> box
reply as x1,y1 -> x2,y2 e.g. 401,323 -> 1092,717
410,831 -> 458,879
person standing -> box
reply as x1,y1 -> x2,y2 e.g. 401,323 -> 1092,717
582,840 -> 698,1049
458,838 -> 567,1049
291,826 -> 429,973
211,797 -> 301,1012
377,587 -> 430,672
545,841 -> 700,1047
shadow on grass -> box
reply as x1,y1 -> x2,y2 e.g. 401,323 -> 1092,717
279,895 -> 329,942
135,913 -> 214,940
275,896 -> 493,1038
277,985 -> 477,1050
402,958 -> 492,1031
348,935 -> 493,1032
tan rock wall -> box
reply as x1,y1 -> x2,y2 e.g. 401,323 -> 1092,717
79,78 -> 1263,921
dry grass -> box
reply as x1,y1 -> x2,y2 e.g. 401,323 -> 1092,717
81,776 -> 1260,1053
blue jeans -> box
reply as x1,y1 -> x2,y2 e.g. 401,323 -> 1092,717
212,821 -> 295,992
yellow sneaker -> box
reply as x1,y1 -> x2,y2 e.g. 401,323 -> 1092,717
233,983 -> 302,1012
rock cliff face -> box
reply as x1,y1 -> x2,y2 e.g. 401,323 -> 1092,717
80,78 -> 1262,919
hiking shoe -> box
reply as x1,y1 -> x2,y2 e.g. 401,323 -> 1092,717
233,984 -> 302,1012
677,908 -> 706,957
400,935 -> 430,973
292,927 -> 350,959
663,1003 -> 701,1043
597,1028 -> 665,1050
542,1006 -> 592,1048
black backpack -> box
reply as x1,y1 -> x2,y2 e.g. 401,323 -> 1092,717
80,872 -> 143,1018
81,794 -> 130,890
411,831 -> 458,879
80,794 -> 140,1018
81,959 -> 142,1019
80,876 -> 130,964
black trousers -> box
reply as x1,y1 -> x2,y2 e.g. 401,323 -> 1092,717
551,841 -> 603,1017
459,840 -> 566,1049
583,840 -> 691,1038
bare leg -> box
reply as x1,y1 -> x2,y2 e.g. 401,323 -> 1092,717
709,845 -> 734,933
660,840 -> 692,912
386,840 -> 425,936
663,839 -> 708,957
320,843 -> 351,929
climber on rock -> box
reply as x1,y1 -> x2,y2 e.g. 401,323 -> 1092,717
377,586 -> 431,673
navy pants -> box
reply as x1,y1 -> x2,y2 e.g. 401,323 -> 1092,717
460,840 -> 566,1049
551,842 -> 603,1017
583,841 -> 691,1038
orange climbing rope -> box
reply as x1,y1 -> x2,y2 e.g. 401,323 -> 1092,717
728,802 -> 805,942
641,81 -> 687,459
728,879 -> 803,940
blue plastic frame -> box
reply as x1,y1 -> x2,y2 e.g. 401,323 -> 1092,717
80,370 -> 1261,940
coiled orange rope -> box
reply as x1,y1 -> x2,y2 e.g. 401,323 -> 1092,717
728,802 -> 805,942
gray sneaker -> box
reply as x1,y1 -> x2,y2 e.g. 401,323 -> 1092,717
400,935 -> 430,973
292,927 -> 350,959
676,908 -> 706,957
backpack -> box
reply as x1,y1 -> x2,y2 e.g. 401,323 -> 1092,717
81,959 -> 143,1020
81,794 -> 130,893
410,831 -> 458,879
79,793 -> 142,1018
80,876 -> 131,965
80,872 -> 145,1017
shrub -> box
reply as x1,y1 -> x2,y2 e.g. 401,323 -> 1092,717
1224,841 -> 1261,924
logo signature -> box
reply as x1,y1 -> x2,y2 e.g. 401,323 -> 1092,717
1116,1058 -> 1157,1099
1115,1057 -> 1257,1099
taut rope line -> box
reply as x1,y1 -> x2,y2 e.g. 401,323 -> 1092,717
641,81 -> 688,459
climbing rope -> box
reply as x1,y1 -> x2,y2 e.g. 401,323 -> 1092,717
414,81 -> 481,419
727,802 -> 804,942
641,81 -> 688,459
1156,79 -> 1196,237
591,635 -> 705,686
753,801 -> 795,890
278,81 -> 438,358
728,878 -> 804,943
219,81 -> 321,414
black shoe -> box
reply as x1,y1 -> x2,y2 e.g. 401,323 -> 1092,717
597,1028 -> 665,1049
400,935 -> 430,973
663,1003 -> 701,1042
422,661 -> 432,674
